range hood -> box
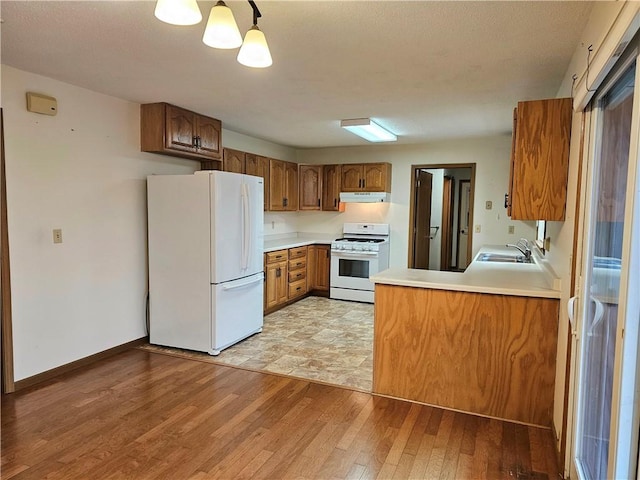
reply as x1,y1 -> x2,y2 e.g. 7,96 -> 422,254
339,192 -> 391,203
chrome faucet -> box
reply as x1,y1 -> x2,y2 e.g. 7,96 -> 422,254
506,238 -> 532,263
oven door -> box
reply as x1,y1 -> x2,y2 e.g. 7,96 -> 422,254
330,250 -> 379,291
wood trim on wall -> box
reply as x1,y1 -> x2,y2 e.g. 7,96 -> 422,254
1,108 -> 15,394
13,337 -> 148,392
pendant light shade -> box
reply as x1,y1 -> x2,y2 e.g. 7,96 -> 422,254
202,1 -> 243,49
237,25 -> 272,68
154,0 -> 202,25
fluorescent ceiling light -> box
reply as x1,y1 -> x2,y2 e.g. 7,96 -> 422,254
340,118 -> 397,142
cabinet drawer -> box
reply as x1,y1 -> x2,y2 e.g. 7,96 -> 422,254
288,257 -> 307,271
289,246 -> 308,260
288,279 -> 307,299
288,269 -> 306,282
266,250 -> 288,264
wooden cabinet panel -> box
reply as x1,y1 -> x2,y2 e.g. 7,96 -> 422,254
363,163 -> 392,192
288,279 -> 307,300
288,269 -> 306,283
141,102 -> 222,162
265,261 -> 288,310
299,165 -> 322,210
289,246 -> 307,259
196,115 -> 221,159
322,164 -> 341,211
269,159 -> 286,211
223,148 -> 246,174
340,163 -> 391,192
509,97 -> 572,221
266,249 -> 288,264
285,161 -> 298,211
341,164 -> 363,192
246,154 -> 270,210
308,245 -> 330,292
373,285 -> 559,426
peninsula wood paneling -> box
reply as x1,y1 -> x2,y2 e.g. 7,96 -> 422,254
373,284 -> 559,426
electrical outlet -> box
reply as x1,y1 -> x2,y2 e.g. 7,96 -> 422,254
508,225 -> 515,234
485,200 -> 492,210
474,224 -> 481,233
53,228 -> 63,244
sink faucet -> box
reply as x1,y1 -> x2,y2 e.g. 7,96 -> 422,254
506,238 -> 532,262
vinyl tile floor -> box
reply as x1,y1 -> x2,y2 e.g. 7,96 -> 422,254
141,296 -> 374,391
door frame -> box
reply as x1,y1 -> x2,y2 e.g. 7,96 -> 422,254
440,176 -> 454,271
407,163 -> 476,269
1,108 -> 15,393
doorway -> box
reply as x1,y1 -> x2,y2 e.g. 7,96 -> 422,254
408,164 -> 476,271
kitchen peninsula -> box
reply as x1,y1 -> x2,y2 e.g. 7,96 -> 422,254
370,246 -> 561,427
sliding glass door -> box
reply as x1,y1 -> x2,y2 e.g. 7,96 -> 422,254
571,45 -> 640,480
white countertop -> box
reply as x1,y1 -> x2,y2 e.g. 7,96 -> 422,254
263,232 -> 337,252
371,245 -> 561,299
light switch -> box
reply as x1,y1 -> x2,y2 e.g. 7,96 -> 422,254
485,201 -> 492,210
53,228 -> 62,244
508,226 -> 515,234
474,225 -> 481,233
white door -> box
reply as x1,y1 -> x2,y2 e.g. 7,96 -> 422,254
570,54 -> 640,480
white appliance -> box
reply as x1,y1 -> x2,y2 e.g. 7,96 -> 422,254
330,223 -> 390,303
147,171 -> 264,356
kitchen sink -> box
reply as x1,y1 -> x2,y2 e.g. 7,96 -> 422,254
477,253 -> 532,263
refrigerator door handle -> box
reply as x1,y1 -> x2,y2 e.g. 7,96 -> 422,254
222,276 -> 263,291
241,182 -> 250,270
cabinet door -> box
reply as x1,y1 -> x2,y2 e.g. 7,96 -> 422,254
269,159 -> 286,211
322,164 -> 342,211
299,165 -> 322,210
363,163 -> 391,192
265,262 -> 279,310
511,98 -> 572,220
276,261 -> 288,305
285,161 -> 298,211
246,154 -> 270,210
308,245 -> 330,291
165,104 -> 197,153
223,148 -> 246,174
196,115 -> 222,159
341,164 -> 364,191
506,108 -> 517,217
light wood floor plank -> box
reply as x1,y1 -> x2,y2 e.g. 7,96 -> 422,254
1,349 -> 561,479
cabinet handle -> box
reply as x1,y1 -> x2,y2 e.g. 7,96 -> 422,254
276,267 -> 281,277
334,198 -> 337,207
193,136 -> 198,147
317,198 -> 320,207
362,178 -> 365,188
283,198 -> 288,207
326,249 -> 329,258
504,193 -> 509,208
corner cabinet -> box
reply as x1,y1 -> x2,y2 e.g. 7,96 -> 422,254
507,97 -> 572,221
341,163 -> 391,192
308,245 -> 330,294
141,103 -> 222,162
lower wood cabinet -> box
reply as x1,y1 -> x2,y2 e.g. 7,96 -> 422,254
308,245 -> 330,293
264,250 -> 288,311
264,244 -> 331,313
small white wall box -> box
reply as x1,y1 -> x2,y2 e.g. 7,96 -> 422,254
26,92 -> 57,116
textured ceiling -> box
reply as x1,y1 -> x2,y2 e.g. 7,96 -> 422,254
1,1 -> 593,148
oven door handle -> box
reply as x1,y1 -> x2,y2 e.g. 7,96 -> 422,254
331,250 -> 379,257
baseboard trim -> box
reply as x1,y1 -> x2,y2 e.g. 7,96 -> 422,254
12,337 -> 148,392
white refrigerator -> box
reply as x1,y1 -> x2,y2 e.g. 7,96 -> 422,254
147,171 -> 264,355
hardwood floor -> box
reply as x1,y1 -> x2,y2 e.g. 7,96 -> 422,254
1,349 -> 560,479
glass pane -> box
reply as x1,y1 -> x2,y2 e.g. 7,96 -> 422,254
339,259 -> 369,278
576,65 -> 635,479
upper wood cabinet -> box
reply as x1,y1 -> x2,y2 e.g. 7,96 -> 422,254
507,97 -> 572,221
246,154 -> 270,211
322,164 -> 342,211
269,159 -> 298,211
141,103 -> 222,162
299,165 -> 322,210
223,148 -> 245,174
340,163 -> 391,192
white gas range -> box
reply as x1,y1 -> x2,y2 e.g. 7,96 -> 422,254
330,223 -> 390,303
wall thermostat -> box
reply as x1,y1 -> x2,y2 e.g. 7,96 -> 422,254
26,92 -> 57,116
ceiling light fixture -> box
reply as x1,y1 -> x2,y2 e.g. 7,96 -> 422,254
154,0 -> 202,26
340,118 -> 398,143
154,0 -> 272,68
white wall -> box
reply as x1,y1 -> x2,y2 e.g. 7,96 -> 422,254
296,137 -> 536,268
2,66 -> 301,381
